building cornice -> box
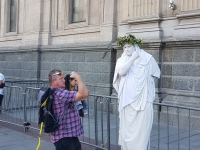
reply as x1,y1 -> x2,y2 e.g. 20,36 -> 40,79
0,41 -> 114,53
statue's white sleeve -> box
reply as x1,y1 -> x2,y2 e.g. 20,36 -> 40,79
150,57 -> 160,78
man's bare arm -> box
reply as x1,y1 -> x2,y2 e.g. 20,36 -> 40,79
70,72 -> 89,100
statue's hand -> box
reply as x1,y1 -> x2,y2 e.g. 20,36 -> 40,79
131,51 -> 139,60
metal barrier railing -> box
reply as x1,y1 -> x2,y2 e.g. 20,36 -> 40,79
5,80 -> 112,95
23,87 -> 41,131
6,80 -> 49,90
0,86 -> 25,127
1,86 -> 200,150
153,102 -> 200,150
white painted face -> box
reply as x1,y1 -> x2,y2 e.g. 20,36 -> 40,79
123,44 -> 136,56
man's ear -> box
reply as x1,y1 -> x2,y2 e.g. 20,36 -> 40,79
51,78 -> 56,86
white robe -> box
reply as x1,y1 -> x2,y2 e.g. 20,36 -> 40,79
113,45 -> 160,150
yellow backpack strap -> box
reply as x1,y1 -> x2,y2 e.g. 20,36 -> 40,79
36,122 -> 44,150
40,98 -> 48,108
36,93 -> 50,149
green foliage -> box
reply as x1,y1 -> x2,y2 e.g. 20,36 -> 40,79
116,34 -> 143,48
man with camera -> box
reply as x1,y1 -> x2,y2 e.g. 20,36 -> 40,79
48,69 -> 88,150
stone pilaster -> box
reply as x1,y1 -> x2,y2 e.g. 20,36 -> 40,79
100,0 -> 117,42
22,0 -> 52,46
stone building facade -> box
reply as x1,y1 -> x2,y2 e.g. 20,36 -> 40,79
0,0 -> 200,107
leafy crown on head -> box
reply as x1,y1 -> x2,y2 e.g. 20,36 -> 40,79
116,34 -> 143,48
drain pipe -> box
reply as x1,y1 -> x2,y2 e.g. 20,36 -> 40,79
36,47 -> 41,80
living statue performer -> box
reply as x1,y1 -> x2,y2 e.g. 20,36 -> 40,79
113,34 -> 161,150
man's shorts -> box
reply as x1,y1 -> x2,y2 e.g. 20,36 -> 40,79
54,137 -> 81,150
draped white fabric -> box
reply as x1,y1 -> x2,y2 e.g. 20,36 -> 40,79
119,102 -> 153,150
113,44 -> 160,150
113,45 -> 160,111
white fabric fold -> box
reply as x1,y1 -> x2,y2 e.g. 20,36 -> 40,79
113,44 -> 160,111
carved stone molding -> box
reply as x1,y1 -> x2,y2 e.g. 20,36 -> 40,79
173,11 -> 200,38
126,17 -> 162,40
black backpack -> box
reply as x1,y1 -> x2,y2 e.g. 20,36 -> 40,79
38,88 -> 59,133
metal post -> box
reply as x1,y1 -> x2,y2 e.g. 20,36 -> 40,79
107,98 -> 110,150
167,107 -> 169,150
94,96 -> 98,148
189,109 -> 191,150
101,98 -> 104,145
23,91 -> 27,132
158,104 -> 160,150
178,108 -> 180,150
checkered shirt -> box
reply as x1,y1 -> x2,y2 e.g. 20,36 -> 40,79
50,88 -> 84,143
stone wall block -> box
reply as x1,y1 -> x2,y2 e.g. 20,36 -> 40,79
0,54 -> 5,61
10,62 -> 22,70
194,79 -> 200,91
5,54 -> 20,61
173,50 -> 193,62
41,52 -> 69,62
86,52 -> 104,62
195,50 -> 200,62
193,65 -> 200,77
101,73 -> 111,84
22,70 -> 37,78
172,64 -> 194,76
50,63 -> 63,71
92,63 -> 102,73
0,62 -> 6,69
3,70 -> 15,77
20,70 -> 30,78
14,69 -> 22,77
78,63 -> 92,72
5,62 -> 14,69
162,64 -> 172,75
40,70 -> 51,80
72,52 -> 85,62
84,73 -> 101,83
60,63 -> 79,72
22,53 -> 38,61
40,62 -> 53,70
41,52 -> 71,62
58,53 -> 71,62
172,78 -> 193,91
21,62 -> 37,70
18,62 -> 24,69
92,63 -> 110,73
163,50 -> 173,62
101,63 -> 111,73
162,77 -> 172,89
102,52 -> 112,62
29,70 -> 38,78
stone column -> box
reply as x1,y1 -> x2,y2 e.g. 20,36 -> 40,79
100,0 -> 117,42
0,0 -> 5,37
22,0 -> 52,46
